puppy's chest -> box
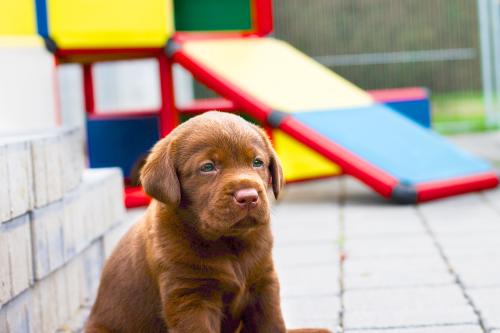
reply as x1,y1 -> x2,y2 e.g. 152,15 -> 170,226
220,257 -> 258,316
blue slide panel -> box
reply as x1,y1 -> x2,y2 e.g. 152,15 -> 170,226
86,116 -> 160,178
293,105 -> 492,185
384,99 -> 431,128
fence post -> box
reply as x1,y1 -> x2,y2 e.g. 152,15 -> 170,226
490,0 -> 500,125
478,0 -> 495,127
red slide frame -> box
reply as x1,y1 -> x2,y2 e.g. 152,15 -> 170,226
171,41 -> 499,203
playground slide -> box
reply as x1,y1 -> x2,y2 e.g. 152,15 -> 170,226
172,37 -> 499,203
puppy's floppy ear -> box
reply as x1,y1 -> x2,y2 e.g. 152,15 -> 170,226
253,126 -> 285,199
140,136 -> 180,205
269,149 -> 284,200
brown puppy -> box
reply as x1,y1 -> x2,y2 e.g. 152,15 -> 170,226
85,112 -> 332,333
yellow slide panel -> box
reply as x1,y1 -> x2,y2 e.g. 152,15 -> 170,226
182,38 -> 374,112
0,0 -> 37,35
274,130 -> 341,181
48,0 -> 174,49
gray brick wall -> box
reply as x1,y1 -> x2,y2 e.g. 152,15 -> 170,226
0,128 -> 132,333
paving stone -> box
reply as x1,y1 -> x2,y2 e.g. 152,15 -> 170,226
103,208 -> 143,258
419,194 -> 500,235
279,178 -> 341,204
342,177 -> 390,205
52,268 -> 70,330
5,140 -> 33,219
344,234 -> 438,259
64,254 -> 85,317
0,144 -> 10,223
344,205 -> 425,238
61,128 -> 84,194
277,264 -> 339,297
344,285 -> 477,329
81,241 -> 105,304
273,242 -> 338,269
468,287 -> 500,329
34,271 -> 60,333
272,203 -> 340,245
344,254 -> 453,289
45,134 -> 64,203
345,324 -> 483,332
5,215 -> 33,300
484,187 -> 500,214
451,131 -> 500,166
0,229 -> 11,306
2,290 -> 32,333
31,203 -> 65,280
447,255 -> 500,288
281,295 -> 340,331
30,136 -> 50,208
0,308 -> 7,332
57,305 -> 90,333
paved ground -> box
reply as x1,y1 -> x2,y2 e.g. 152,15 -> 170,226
275,132 -> 500,333
68,132 -> 500,332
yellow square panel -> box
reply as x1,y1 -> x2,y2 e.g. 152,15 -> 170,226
274,130 -> 341,181
48,0 -> 174,49
182,38 -> 374,112
0,0 -> 37,35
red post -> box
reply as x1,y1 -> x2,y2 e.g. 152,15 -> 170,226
83,63 -> 96,114
254,0 -> 274,36
158,53 -> 179,137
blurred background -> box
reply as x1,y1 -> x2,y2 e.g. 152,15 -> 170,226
59,0 -> 500,134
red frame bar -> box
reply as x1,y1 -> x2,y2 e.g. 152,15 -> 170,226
173,44 -> 500,202
254,0 -> 274,36
368,87 -> 428,103
83,64 -> 96,114
178,98 -> 239,115
173,46 -> 398,199
158,53 -> 179,136
280,117 -> 397,198
173,47 -> 271,122
416,171 -> 499,202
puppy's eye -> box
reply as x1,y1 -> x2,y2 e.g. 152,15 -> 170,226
200,162 -> 216,173
252,158 -> 264,168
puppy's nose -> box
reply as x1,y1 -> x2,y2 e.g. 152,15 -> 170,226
233,188 -> 259,209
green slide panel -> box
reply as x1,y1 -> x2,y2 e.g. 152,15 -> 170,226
174,0 -> 252,32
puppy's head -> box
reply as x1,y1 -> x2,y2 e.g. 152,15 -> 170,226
140,111 -> 283,240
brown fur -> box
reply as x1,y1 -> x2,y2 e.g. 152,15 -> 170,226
85,112 -> 332,333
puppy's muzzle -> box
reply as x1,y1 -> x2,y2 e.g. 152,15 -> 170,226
233,188 -> 259,209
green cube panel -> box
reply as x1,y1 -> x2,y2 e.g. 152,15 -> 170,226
174,0 -> 252,32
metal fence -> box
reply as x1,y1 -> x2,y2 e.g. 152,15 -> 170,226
272,0 -> 500,128
478,0 -> 500,126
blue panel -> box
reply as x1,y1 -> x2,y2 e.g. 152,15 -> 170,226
293,105 -> 493,185
384,99 -> 431,128
86,116 -> 160,178
34,0 -> 49,37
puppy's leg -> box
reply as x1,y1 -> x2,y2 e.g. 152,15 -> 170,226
241,274 -> 287,333
241,273 -> 333,333
160,277 -> 223,333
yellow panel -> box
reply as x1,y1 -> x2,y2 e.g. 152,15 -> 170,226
0,0 -> 37,35
274,130 -> 342,181
183,38 -> 374,112
48,0 -> 174,49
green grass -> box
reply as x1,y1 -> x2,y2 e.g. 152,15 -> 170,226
431,92 -> 499,134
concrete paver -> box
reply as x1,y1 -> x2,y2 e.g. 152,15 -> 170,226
343,286 -> 478,329
467,287 -> 500,330
344,254 -> 453,289
345,325 -> 483,332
